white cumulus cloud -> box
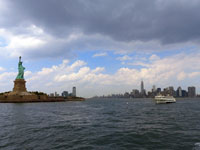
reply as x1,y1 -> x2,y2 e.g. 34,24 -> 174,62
116,55 -> 132,61
1,52 -> 200,97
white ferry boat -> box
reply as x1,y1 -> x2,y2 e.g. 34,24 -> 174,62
154,95 -> 176,104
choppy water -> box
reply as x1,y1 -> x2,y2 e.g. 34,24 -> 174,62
0,98 -> 200,150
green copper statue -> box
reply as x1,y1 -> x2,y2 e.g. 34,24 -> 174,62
16,56 -> 25,79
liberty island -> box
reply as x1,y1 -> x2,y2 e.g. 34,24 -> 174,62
0,57 -> 84,103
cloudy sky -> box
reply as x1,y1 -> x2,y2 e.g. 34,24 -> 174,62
0,0 -> 200,97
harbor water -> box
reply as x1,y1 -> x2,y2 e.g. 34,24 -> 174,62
0,98 -> 200,150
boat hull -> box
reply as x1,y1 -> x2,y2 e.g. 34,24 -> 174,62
154,96 -> 176,104
155,99 -> 176,104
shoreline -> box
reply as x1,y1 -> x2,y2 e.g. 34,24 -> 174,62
88,97 -> 200,100
0,97 -> 85,103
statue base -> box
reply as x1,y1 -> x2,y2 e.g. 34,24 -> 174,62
0,78 -> 49,102
13,79 -> 27,92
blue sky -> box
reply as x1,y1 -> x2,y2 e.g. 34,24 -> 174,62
1,0 -> 200,97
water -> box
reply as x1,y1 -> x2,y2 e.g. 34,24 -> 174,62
0,98 -> 200,150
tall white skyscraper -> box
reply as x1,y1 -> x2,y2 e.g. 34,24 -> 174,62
72,87 -> 76,97
177,87 -> 182,97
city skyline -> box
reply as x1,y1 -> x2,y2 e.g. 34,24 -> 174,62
1,0 -> 200,97
94,80 -> 198,98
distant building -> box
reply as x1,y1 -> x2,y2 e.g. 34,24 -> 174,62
164,86 -> 175,96
150,85 -> 157,97
131,89 -> 140,98
140,80 -> 145,97
55,92 -> 59,97
169,86 -> 175,96
141,81 -> 144,93
152,85 -> 156,92
124,92 -> 130,98
156,88 -> 161,94
62,91 -> 68,97
177,87 -> 182,97
72,87 -> 76,97
49,93 -> 54,97
182,90 -> 188,97
188,86 -> 196,97
147,91 -> 155,98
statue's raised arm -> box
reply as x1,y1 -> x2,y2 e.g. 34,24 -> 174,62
16,56 -> 25,79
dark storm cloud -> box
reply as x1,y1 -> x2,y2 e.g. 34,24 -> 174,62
1,0 -> 200,44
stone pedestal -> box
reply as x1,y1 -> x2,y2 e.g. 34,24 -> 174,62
13,79 -> 27,92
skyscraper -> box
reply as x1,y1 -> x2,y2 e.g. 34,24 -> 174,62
140,80 -> 145,96
131,89 -> 140,98
72,87 -> 76,97
177,87 -> 182,97
152,85 -> 156,92
164,86 -> 175,96
156,88 -> 161,93
188,86 -> 196,97
62,91 -> 68,97
169,86 -> 175,96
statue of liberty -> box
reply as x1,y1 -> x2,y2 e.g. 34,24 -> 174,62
16,56 -> 25,79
